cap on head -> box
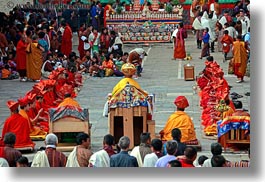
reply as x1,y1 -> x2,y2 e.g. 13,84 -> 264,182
174,96 -> 189,109
6,100 -> 19,111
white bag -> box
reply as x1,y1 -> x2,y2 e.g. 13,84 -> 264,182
84,42 -> 90,50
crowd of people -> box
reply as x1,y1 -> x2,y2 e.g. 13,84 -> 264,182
191,0 -> 250,83
0,130 -> 250,167
0,0 -> 251,168
0,1 -> 148,82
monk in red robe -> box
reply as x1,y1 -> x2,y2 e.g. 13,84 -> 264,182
0,100 -> 35,149
173,23 -> 187,60
26,91 -> 49,132
15,34 -> 28,81
78,23 -> 86,59
221,30 -> 234,61
18,96 -> 46,136
60,21 -> 72,57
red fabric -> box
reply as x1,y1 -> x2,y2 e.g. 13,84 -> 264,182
15,39 -> 28,70
6,100 -> 19,111
78,27 -> 85,59
0,147 -> 4,157
100,33 -> 111,51
174,96 -> 189,109
61,25 -> 72,57
179,159 -> 195,167
1,114 -> 35,149
18,96 -> 29,107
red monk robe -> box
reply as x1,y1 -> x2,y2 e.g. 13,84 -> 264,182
15,37 -> 28,78
0,113 -> 35,149
0,100 -> 35,149
61,24 -> 72,57
27,106 -> 49,133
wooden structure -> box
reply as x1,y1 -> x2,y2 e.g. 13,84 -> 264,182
217,116 -> 250,152
49,108 -> 91,152
108,106 -> 155,149
219,129 -> 250,152
184,63 -> 195,81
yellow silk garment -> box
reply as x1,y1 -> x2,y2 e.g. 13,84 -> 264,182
161,111 -> 197,143
19,109 -> 46,136
111,78 -> 148,97
58,98 -> 81,108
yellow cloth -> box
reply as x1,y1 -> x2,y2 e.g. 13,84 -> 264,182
26,42 -> 43,80
222,107 -> 235,119
232,40 -> 248,77
19,109 -> 46,136
111,78 -> 148,97
161,111 -> 197,143
58,98 -> 81,108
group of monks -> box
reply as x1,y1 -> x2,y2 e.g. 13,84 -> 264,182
0,67 -> 83,150
197,56 -> 250,137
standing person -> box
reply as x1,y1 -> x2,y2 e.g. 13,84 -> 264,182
237,9 -> 250,39
215,21 -> 224,53
192,11 -> 204,49
0,28 -> 8,56
109,30 -> 123,58
190,0 -> 201,26
110,136 -> 138,167
199,27 -> 210,59
0,101 -> 35,150
26,35 -> 44,82
90,2 -> 99,31
209,0 -> 221,18
155,140 -> 178,167
89,134 -> 116,167
15,34 -> 28,82
173,22 -> 187,61
60,21 -> 73,58
88,28 -> 100,54
232,35 -> 248,83
208,12 -> 218,53
31,133 -> 67,167
218,10 -> 233,28
130,132 -> 152,167
0,133 -> 22,167
78,23 -> 86,59
143,138 -> 163,167
159,96 -> 198,144
221,30 -> 234,61
66,132 -> 93,167
100,27 -> 111,54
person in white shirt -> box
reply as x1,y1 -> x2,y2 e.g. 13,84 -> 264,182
143,138 -> 163,167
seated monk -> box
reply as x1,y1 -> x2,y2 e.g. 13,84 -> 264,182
58,92 -> 80,108
232,100 -> 250,117
159,96 -> 198,144
26,91 -> 49,133
0,100 -> 35,149
112,63 -> 148,97
18,96 -> 46,136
